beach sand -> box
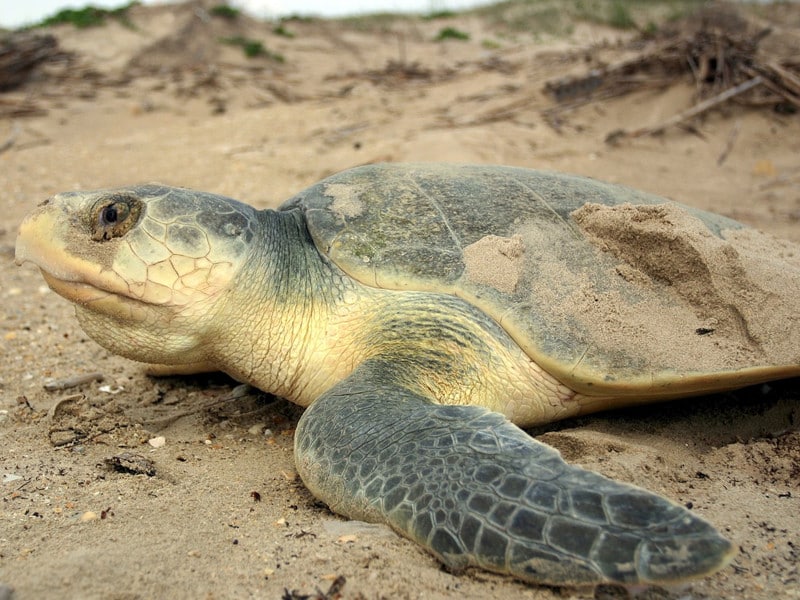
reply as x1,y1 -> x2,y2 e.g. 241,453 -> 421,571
1,2 -> 798,598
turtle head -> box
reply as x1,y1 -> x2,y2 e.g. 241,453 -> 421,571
15,185 -> 259,365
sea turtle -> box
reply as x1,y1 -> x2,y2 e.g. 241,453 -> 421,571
15,163 -> 800,587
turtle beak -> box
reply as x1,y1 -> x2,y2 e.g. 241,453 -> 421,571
15,200 -> 79,281
18,199 -> 107,301
16,202 -> 59,268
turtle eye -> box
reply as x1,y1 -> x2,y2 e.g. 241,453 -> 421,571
100,202 -> 126,226
91,194 -> 142,241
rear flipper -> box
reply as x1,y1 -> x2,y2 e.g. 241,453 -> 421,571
294,364 -> 734,586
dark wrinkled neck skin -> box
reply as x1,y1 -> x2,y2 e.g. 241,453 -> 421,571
208,208 -> 354,403
255,208 -> 341,306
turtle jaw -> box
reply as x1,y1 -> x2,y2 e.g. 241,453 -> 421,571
15,200 -> 211,364
15,186 -> 263,367
39,270 -> 159,324
15,206 -> 154,322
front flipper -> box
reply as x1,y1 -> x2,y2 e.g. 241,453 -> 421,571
294,362 -> 734,586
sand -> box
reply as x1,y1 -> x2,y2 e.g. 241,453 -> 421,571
1,2 -> 799,599
571,201 -> 800,374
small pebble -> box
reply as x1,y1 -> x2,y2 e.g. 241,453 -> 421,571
105,453 -> 156,476
80,511 -> 99,522
148,436 -> 166,448
98,384 -> 124,394
50,430 -> 78,447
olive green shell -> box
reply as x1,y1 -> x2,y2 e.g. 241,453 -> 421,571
281,163 -> 800,397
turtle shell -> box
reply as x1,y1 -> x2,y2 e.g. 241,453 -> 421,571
281,163 -> 800,397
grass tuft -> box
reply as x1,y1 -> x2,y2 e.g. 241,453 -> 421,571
220,36 -> 285,61
423,10 -> 457,20
435,26 -> 470,41
273,24 -> 295,38
210,4 -> 241,19
608,0 -> 636,29
31,1 -> 138,29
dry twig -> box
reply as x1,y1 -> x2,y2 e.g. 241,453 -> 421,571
621,76 -> 764,139
717,120 -> 742,165
543,5 -> 800,136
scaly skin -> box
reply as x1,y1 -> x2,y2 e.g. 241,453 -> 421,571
15,185 -> 577,423
295,361 -> 733,585
15,184 -> 735,587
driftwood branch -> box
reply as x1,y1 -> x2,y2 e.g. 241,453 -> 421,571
545,5 -> 800,137
0,33 -> 60,91
620,76 -> 764,139
765,61 -> 800,97
717,120 -> 741,166
742,64 -> 800,110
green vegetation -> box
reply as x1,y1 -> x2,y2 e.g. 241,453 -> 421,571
273,23 -> 295,38
31,1 -> 137,29
328,0 -> 701,38
607,0 -> 636,29
574,0 -> 637,29
472,0 -> 705,36
209,4 -> 241,19
423,10 -> 457,20
337,12 -> 412,33
281,14 -> 316,23
435,26 -> 470,41
220,36 -> 284,61
23,0 -> 708,42
642,20 -> 660,37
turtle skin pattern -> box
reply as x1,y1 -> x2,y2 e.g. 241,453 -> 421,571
295,361 -> 733,586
